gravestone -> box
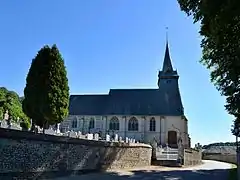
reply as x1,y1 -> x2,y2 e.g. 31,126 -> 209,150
63,131 -> 69,137
77,131 -> 82,138
94,133 -> 99,140
56,123 -> 61,134
45,128 -> 56,135
106,134 -> 110,142
4,110 -> 9,120
114,134 -> 118,141
69,131 -> 77,138
1,120 -> 7,128
87,133 -> 93,140
119,136 -> 123,142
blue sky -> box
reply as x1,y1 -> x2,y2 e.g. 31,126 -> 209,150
0,0 -> 235,145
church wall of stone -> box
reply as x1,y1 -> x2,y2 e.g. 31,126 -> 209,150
62,114 -> 189,147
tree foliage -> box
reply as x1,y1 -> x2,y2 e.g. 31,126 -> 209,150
23,45 -> 69,129
0,87 -> 30,127
177,0 -> 240,134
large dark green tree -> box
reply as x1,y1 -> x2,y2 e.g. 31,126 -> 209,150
177,0 -> 240,135
23,45 -> 69,130
0,87 -> 30,127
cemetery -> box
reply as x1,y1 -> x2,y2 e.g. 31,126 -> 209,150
0,126 -> 152,179
0,109 -> 202,179
0,110 -> 140,144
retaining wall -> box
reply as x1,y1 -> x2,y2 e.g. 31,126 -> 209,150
203,153 -> 237,164
183,148 -> 202,166
0,128 -> 152,179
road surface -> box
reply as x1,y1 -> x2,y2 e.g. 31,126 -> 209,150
52,160 -> 234,180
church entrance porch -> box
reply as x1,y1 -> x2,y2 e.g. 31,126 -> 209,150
168,131 -> 178,148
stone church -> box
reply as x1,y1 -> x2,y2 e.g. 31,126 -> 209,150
61,42 -> 191,148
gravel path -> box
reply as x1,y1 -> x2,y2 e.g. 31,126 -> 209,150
52,160 -> 234,180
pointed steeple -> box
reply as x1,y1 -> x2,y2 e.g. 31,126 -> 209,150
157,29 -> 179,88
162,40 -> 174,72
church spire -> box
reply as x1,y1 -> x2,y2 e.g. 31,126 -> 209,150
162,42 -> 174,72
162,27 -> 174,72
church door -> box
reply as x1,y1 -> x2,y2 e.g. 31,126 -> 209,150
168,131 -> 177,147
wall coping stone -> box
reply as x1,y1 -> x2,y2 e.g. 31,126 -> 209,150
0,128 -> 152,148
184,148 -> 201,153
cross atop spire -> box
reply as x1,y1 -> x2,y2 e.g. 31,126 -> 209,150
166,27 -> 168,44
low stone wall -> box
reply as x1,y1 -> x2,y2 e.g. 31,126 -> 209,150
183,148 -> 202,166
0,128 -> 152,179
203,153 -> 237,164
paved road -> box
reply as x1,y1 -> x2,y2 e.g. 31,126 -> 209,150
53,160 -> 234,180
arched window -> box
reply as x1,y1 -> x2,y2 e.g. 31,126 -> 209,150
89,118 -> 95,129
109,116 -> 119,130
72,117 -> 77,128
128,117 -> 138,131
149,117 -> 156,131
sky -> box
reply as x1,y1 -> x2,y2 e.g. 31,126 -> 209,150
0,0 -> 235,145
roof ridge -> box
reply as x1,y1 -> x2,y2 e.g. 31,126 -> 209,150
70,94 -> 108,96
110,88 -> 158,91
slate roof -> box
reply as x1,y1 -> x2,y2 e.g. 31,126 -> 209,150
69,42 -> 184,116
69,88 -> 184,116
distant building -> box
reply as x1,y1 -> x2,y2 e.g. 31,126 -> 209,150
61,41 -> 190,148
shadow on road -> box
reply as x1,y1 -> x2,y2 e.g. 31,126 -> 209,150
55,168 -> 235,180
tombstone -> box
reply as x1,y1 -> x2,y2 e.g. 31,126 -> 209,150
1,120 -> 7,128
87,133 -> 93,140
56,123 -> 61,134
119,136 -> 123,142
69,131 -> 77,138
94,133 -> 99,141
114,134 -> 118,142
4,110 -> 9,120
106,134 -> 110,142
45,128 -> 56,135
7,116 -> 12,129
77,131 -> 82,138
63,131 -> 69,137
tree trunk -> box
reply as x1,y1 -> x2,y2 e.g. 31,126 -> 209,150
42,120 -> 49,134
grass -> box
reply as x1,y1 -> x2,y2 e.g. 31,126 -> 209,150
228,164 -> 237,180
